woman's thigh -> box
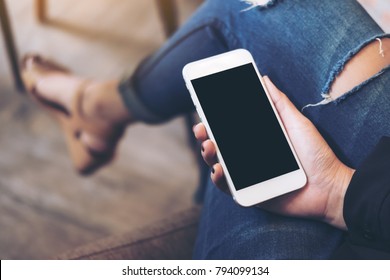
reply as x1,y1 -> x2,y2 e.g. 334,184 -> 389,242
193,178 -> 345,259
136,0 -> 389,165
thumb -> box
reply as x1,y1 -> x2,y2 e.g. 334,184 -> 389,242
263,76 -> 305,126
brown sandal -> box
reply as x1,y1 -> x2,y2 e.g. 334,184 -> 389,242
21,54 -> 124,175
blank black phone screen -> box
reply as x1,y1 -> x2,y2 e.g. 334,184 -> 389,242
191,63 -> 299,190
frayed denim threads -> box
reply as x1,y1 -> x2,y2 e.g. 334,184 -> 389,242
240,0 -> 279,12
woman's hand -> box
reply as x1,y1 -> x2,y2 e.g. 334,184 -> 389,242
193,76 -> 355,230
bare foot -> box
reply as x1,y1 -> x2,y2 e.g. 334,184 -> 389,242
22,55 -> 133,174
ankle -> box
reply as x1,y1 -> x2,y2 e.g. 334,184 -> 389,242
82,80 -> 134,125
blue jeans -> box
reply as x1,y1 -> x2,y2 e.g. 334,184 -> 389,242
119,0 -> 390,259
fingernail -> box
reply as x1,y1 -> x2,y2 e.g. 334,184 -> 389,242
211,167 -> 215,174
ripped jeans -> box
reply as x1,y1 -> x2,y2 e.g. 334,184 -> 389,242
119,0 -> 390,259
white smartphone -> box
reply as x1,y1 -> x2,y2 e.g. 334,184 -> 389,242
183,49 -> 307,207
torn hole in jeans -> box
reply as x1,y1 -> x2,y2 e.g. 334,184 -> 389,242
240,0 -> 278,12
302,34 -> 390,111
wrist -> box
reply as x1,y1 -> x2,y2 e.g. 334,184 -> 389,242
324,164 -> 355,230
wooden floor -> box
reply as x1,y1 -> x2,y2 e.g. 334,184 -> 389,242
0,0 -> 201,259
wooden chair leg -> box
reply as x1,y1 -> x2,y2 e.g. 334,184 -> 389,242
35,0 -> 47,22
0,0 -> 24,92
155,0 -> 178,37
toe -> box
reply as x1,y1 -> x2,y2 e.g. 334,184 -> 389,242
79,132 -> 112,156
22,55 -> 78,114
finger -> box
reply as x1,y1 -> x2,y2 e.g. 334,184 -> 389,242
202,139 -> 218,167
193,123 -> 208,141
211,163 -> 230,194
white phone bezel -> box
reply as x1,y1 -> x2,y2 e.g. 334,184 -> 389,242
183,49 -> 307,207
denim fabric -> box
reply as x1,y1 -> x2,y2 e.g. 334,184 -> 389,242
120,18 -> 232,122
119,0 -> 390,259
194,179 -> 346,259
